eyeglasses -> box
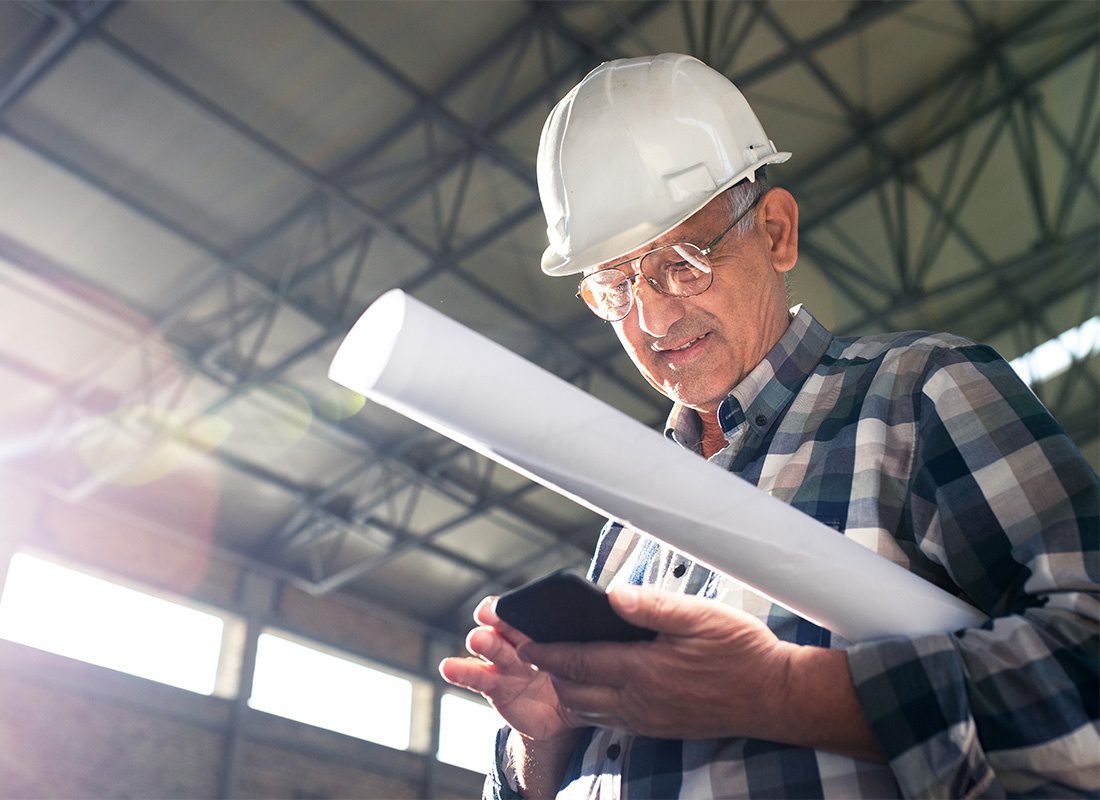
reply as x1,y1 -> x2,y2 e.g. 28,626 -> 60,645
576,191 -> 766,322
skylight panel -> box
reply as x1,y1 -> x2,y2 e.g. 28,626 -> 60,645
249,631 -> 413,750
436,691 -> 504,773
0,552 -> 224,695
1009,316 -> 1100,387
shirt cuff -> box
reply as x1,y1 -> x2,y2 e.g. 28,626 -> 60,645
847,634 -> 999,799
485,725 -> 524,800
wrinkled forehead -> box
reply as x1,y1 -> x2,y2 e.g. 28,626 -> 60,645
584,193 -> 727,276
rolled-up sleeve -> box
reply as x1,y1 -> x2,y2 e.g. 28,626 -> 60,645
848,344 -> 1099,798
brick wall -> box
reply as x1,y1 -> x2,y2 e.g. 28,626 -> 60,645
0,486 -> 483,800
236,741 -> 418,799
0,642 -> 484,799
0,674 -> 225,799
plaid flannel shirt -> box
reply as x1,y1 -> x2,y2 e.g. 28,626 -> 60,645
488,306 -> 1099,799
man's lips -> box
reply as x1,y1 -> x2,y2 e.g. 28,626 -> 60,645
651,333 -> 710,364
652,333 -> 708,353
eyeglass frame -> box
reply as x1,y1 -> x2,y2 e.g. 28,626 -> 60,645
575,188 -> 768,321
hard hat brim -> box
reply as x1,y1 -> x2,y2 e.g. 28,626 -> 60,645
541,152 -> 791,277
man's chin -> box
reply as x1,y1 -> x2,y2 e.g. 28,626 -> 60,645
659,386 -> 723,414
641,369 -> 726,412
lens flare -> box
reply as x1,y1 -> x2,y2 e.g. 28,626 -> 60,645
76,405 -> 232,487
315,384 -> 367,421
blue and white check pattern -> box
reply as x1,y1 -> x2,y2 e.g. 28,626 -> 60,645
488,307 -> 1098,799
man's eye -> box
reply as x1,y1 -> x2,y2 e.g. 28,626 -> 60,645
661,263 -> 697,281
595,277 -> 630,298
591,270 -> 629,288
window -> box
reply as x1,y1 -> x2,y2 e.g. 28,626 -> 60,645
437,691 -> 504,772
0,552 -> 224,694
1010,315 -> 1100,387
249,631 -> 413,750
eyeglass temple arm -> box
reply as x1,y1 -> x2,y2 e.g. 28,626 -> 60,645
702,190 -> 766,255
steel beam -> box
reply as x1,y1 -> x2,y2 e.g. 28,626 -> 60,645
0,0 -> 117,114
0,237 -> 594,598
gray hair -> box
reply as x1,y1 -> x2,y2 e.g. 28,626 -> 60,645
721,171 -> 792,299
723,171 -> 771,235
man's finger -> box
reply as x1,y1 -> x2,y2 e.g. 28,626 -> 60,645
607,584 -> 725,635
561,707 -> 624,729
473,595 -> 499,625
517,641 -> 632,686
473,596 -> 533,648
551,677 -> 620,716
466,627 -> 536,676
438,655 -> 499,695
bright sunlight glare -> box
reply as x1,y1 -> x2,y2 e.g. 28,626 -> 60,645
249,632 -> 412,750
0,553 -> 223,694
437,691 -> 504,773
1010,316 -> 1100,387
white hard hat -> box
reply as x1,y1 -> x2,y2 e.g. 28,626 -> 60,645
537,53 -> 791,277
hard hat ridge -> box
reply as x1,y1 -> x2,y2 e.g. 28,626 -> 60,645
537,53 -> 791,277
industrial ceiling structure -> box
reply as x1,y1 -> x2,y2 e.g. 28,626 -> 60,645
1,0 -> 1096,638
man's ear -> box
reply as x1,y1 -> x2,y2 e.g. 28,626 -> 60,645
760,188 -> 798,274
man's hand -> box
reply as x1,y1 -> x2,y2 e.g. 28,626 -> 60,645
515,584 -> 794,740
516,584 -> 883,760
440,596 -> 585,798
438,596 -> 576,743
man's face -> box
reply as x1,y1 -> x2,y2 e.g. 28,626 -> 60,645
601,190 -> 795,414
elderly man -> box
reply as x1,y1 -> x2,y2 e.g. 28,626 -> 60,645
440,54 -> 1099,799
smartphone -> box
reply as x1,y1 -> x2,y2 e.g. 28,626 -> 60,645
495,569 -> 658,644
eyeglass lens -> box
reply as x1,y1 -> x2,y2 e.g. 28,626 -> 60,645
579,243 -> 714,321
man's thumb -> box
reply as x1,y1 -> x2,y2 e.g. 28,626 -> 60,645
607,584 -> 711,635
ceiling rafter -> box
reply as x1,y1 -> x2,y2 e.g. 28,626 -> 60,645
796,3 -> 1095,227
93,4 -> 670,404
0,0 -> 1094,637
0,231 -> 559,583
288,0 -> 536,185
1,0 -> 117,113
0,6 -> 656,602
413,0 -> 1098,613
557,2 -> 1097,392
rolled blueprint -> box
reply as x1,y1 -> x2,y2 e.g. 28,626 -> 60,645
329,290 -> 987,642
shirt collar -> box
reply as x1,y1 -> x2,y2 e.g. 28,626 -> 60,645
664,306 -> 833,449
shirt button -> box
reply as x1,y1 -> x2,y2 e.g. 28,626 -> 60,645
607,743 -> 621,760
672,563 -> 686,578
754,414 -> 767,426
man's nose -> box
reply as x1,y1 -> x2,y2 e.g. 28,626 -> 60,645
633,278 -> 685,337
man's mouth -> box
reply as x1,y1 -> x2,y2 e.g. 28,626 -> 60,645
654,334 -> 707,353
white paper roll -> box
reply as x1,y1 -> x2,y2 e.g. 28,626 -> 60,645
329,290 -> 987,642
